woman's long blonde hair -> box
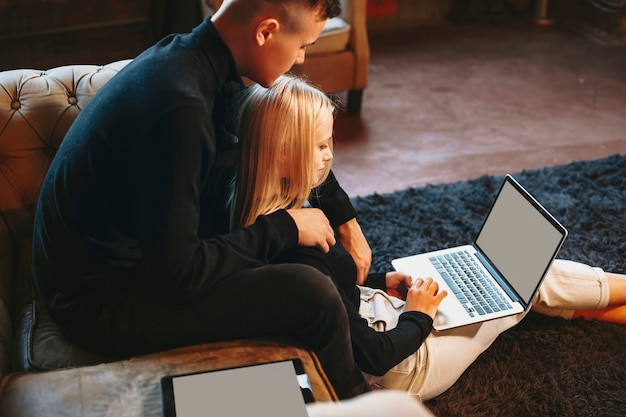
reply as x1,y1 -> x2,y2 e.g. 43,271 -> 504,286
232,74 -> 336,229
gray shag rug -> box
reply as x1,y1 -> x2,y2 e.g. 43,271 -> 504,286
352,154 -> 626,417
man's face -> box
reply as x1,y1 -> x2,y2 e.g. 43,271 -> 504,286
252,14 -> 326,87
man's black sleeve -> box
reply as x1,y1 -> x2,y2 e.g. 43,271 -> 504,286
309,170 -> 357,227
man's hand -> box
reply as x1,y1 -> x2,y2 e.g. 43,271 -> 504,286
337,218 -> 372,285
286,208 -> 336,253
404,277 -> 447,320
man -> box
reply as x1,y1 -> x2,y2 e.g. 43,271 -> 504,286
33,0 -> 370,399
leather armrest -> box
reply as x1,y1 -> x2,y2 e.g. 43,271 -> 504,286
0,340 -> 337,417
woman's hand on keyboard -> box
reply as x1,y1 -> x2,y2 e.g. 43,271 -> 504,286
405,277 -> 448,319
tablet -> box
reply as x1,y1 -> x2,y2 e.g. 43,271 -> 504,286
161,359 -> 313,417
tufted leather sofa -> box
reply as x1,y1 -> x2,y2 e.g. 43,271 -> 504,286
0,61 -> 338,415
288,0 -> 370,115
0,61 -> 134,378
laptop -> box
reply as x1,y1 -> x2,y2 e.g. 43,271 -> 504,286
161,359 -> 313,417
391,175 -> 567,331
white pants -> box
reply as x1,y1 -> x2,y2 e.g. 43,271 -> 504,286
361,259 -> 610,401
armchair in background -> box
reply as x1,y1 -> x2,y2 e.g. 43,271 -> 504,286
202,0 -> 370,115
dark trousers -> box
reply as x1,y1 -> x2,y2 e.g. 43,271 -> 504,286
60,262 -> 369,399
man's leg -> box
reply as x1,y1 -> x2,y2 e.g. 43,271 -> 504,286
134,264 -> 369,398
186,263 -> 370,399
59,263 -> 369,399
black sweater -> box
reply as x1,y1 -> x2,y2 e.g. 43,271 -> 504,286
349,273 -> 433,376
32,19 -> 356,323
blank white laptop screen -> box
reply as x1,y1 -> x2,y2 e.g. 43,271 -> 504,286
475,179 -> 566,305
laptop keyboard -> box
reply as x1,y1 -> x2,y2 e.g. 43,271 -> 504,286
429,250 -> 513,317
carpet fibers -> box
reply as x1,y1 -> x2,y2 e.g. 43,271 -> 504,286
352,154 -> 626,417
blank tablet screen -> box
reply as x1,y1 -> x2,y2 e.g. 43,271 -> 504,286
161,359 -> 312,417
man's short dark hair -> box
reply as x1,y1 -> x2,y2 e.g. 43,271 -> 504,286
309,0 -> 341,19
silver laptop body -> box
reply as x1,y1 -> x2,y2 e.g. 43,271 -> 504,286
392,175 -> 568,330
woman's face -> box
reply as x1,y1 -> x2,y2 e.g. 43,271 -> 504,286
313,114 -> 334,185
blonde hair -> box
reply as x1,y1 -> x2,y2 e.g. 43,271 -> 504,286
232,74 -> 336,228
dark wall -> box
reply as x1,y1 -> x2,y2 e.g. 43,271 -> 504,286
0,0 -> 202,71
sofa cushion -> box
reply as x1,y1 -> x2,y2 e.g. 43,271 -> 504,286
0,300 -> 11,378
0,213 -> 35,377
0,214 -> 13,377
14,300 -> 114,372
4,211 -> 114,371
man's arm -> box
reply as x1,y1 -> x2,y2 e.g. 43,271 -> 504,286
287,208 -> 336,253
310,170 -> 372,284
337,218 -> 371,285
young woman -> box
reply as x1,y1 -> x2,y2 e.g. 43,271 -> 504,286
232,74 -> 626,400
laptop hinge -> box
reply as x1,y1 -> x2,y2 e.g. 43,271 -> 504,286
475,251 -> 526,308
